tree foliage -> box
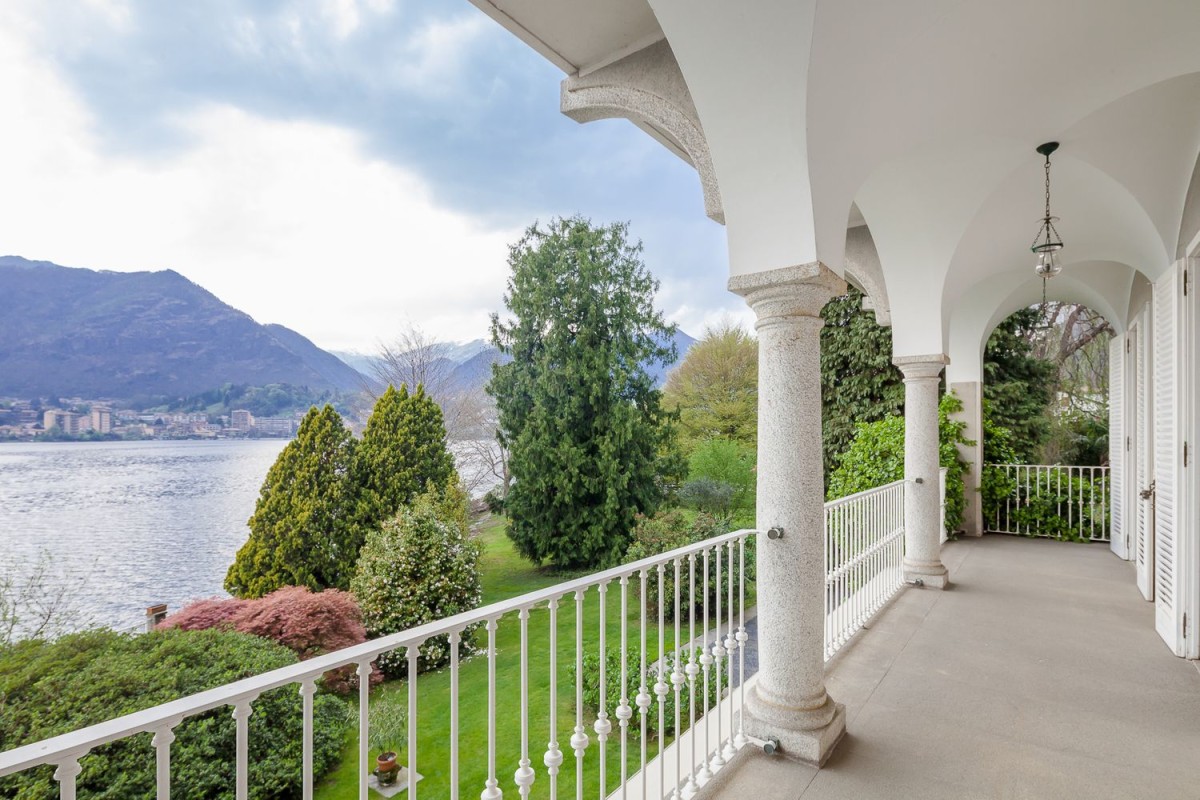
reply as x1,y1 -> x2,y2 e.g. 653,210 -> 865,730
350,492 -> 482,676
161,586 -> 375,694
489,217 -> 681,569
662,324 -> 757,453
225,405 -> 360,598
982,309 -> 1057,462
820,288 -> 905,476
686,438 -> 756,511
353,384 -> 458,528
0,628 -> 348,800
827,394 -> 972,535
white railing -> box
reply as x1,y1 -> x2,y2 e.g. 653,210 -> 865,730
2,477 -> 936,800
939,466 -> 949,543
824,479 -> 906,659
0,530 -> 757,800
985,464 -> 1110,542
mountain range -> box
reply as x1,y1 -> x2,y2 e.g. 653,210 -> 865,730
0,255 -> 696,403
0,256 -> 365,400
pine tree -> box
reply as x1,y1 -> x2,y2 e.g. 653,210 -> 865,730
353,384 -> 458,529
488,217 -> 680,569
225,405 -> 360,598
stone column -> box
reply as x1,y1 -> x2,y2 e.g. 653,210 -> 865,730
895,355 -> 950,587
729,262 -> 846,766
949,380 -> 984,537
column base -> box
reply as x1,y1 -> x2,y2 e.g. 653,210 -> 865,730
904,558 -> 950,589
742,689 -> 847,767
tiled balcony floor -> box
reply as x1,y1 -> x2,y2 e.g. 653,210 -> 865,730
702,535 -> 1200,799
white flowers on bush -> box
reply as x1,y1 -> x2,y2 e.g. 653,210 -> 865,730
350,491 -> 482,676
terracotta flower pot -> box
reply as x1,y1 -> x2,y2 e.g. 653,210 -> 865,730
375,752 -> 399,786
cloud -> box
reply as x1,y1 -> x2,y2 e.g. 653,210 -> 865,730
1,0 -> 741,351
0,19 -> 519,351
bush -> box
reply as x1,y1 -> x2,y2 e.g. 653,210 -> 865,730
482,488 -> 505,514
569,644 -> 722,739
0,628 -> 349,799
350,492 -> 483,676
161,586 -> 375,694
687,439 -> 755,510
678,477 -> 735,515
827,393 -> 972,536
981,465 -> 1109,542
624,511 -> 754,622
980,410 -> 1020,526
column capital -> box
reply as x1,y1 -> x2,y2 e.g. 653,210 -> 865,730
728,262 -> 846,323
893,353 -> 949,380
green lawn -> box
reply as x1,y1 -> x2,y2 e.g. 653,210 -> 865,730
315,515 -> 706,800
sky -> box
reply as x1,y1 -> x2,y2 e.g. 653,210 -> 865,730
0,0 -> 748,353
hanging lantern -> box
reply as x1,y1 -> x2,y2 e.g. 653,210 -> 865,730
1031,142 -> 1064,290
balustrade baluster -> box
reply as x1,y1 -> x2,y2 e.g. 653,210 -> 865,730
698,547 -> 712,783
407,645 -> 419,800
617,577 -> 631,799
736,536 -> 748,749
232,696 -> 256,800
572,590 -> 590,800
672,558 -> 684,799
685,554 -> 699,798
53,753 -> 84,800
482,619 -> 502,800
299,681 -> 316,800
711,546 -> 725,771
637,570 -> 650,798
544,599 -> 563,800
723,541 -> 736,762
451,630 -> 461,800
655,564 -> 668,800
516,610 -> 535,799
356,662 -> 371,800
152,721 -> 178,800
594,583 -> 611,800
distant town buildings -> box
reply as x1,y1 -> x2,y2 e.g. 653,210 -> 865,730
0,398 -> 306,441
230,409 -> 254,432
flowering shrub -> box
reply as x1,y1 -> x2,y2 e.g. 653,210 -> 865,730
161,586 -> 374,693
350,491 -> 482,676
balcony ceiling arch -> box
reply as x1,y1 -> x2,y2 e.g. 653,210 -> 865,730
945,264 -> 1132,385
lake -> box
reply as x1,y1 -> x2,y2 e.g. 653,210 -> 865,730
0,439 -> 287,632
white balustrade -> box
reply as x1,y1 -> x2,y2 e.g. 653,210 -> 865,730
824,479 -> 907,660
4,481 -> 931,800
985,464 -> 1110,541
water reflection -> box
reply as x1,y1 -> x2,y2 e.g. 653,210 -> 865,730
0,440 -> 286,632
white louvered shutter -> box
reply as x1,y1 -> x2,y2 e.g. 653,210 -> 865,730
1109,334 -> 1125,558
1153,264 -> 1183,654
1136,307 -> 1155,601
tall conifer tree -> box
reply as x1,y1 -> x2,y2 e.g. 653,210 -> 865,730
488,217 -> 679,569
225,405 -> 359,598
353,384 -> 457,528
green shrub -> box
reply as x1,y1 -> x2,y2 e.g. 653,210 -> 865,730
677,477 -> 735,515
686,439 -> 755,510
981,465 -> 1109,542
827,393 -> 972,536
350,492 -> 482,676
569,645 -> 722,739
0,628 -> 349,800
980,411 -> 1020,525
